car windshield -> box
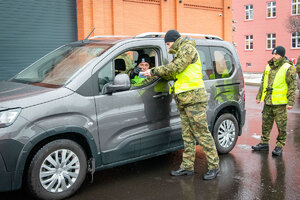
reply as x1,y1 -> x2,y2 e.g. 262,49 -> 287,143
11,43 -> 111,87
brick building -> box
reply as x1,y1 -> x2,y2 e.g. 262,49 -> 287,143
232,0 -> 300,73
77,0 -> 233,41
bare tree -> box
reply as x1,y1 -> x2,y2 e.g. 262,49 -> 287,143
287,15 -> 300,33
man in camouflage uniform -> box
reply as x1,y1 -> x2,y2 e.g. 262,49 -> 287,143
144,30 -> 220,180
252,46 -> 297,156
296,56 -> 300,99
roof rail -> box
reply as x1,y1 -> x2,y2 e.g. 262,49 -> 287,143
135,32 -> 166,38
181,33 -> 222,40
135,32 -> 222,40
89,35 -> 133,39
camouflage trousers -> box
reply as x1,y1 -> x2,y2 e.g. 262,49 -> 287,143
261,104 -> 287,148
178,102 -> 219,171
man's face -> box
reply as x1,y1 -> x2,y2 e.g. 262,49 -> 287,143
166,42 -> 174,49
138,62 -> 150,72
272,53 -> 282,61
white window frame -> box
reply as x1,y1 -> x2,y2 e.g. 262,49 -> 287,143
292,0 -> 300,15
245,5 -> 253,20
266,33 -> 276,49
266,1 -> 276,18
291,32 -> 300,48
245,35 -> 253,50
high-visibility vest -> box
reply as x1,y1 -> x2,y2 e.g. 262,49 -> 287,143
131,75 -> 145,85
261,63 -> 291,104
173,46 -> 205,94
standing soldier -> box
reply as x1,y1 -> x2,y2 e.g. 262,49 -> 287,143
144,30 -> 220,180
252,46 -> 297,156
296,56 -> 300,99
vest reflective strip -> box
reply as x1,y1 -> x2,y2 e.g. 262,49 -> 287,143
261,63 -> 290,104
173,46 -> 204,94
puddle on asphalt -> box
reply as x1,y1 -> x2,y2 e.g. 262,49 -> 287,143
251,133 -> 261,140
237,144 -> 252,150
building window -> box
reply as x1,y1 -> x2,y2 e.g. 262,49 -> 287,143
245,5 -> 253,20
292,0 -> 300,15
267,33 -> 276,49
245,35 -> 253,50
267,1 -> 276,18
291,32 -> 300,48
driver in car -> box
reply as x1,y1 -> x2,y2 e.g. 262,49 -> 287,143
130,54 -> 156,86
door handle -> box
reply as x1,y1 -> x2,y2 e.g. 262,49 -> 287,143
153,93 -> 168,99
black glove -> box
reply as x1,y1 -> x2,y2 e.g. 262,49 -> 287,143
130,67 -> 141,79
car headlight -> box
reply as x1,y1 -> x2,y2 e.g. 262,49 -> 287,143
0,108 -> 21,128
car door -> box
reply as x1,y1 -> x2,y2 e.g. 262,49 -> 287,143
93,41 -> 173,165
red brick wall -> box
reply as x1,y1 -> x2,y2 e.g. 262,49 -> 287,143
77,0 -> 232,42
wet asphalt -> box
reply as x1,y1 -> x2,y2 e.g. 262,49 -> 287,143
2,85 -> 300,200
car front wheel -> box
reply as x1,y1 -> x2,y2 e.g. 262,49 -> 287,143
26,139 -> 87,200
213,113 -> 239,154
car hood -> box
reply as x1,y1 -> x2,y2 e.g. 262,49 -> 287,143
0,81 -> 73,109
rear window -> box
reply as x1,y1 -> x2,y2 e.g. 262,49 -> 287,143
210,47 -> 235,79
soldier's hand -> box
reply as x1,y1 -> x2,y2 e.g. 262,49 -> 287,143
256,99 -> 260,104
144,69 -> 151,77
286,105 -> 293,110
133,66 -> 141,74
130,67 -> 141,79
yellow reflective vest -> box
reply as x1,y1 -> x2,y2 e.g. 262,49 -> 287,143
173,47 -> 205,94
261,63 -> 291,104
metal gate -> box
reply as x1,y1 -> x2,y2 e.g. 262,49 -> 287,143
0,0 -> 77,81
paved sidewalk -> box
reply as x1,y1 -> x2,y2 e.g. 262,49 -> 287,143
243,72 -> 262,86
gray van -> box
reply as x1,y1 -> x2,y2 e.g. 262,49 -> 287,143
0,33 -> 246,200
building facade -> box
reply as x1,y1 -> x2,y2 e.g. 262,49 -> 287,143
233,0 -> 300,73
77,0 -> 233,41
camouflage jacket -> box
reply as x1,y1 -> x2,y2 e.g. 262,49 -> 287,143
150,37 -> 207,107
256,57 -> 297,106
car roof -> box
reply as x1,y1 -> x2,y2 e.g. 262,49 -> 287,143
80,32 -> 225,44
70,32 -> 234,52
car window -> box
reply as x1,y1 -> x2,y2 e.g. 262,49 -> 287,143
196,46 -> 213,80
210,47 -> 235,79
117,48 -> 160,88
98,61 -> 113,93
97,47 -> 161,93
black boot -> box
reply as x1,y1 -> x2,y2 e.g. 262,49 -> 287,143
252,143 -> 269,151
170,168 -> 194,176
272,146 -> 282,156
203,168 -> 220,180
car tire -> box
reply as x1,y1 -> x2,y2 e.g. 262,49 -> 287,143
26,139 -> 87,200
213,113 -> 239,154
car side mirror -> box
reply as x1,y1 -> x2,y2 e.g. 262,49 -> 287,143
102,74 -> 130,94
